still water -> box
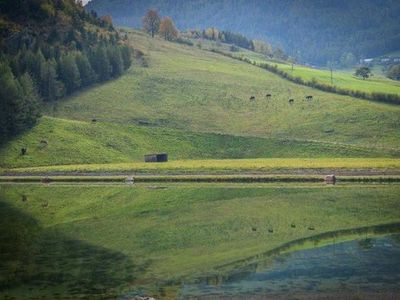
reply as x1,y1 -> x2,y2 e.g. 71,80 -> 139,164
180,234 -> 400,299
0,183 -> 399,299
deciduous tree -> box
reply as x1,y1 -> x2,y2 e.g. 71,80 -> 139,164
387,64 -> 400,81
142,10 -> 161,38
354,66 -> 372,80
159,17 -> 178,41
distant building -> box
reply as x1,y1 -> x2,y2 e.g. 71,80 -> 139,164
144,153 -> 168,163
360,57 -> 400,65
362,58 -> 373,63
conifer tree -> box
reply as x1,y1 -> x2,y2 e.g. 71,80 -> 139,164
40,59 -> 65,101
107,46 -> 123,77
59,53 -> 81,94
76,52 -> 97,86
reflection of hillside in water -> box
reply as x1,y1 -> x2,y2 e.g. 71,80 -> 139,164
0,200 -> 144,299
181,224 -> 400,299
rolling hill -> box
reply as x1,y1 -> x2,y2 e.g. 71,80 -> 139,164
1,29 -> 399,171
191,38 -> 400,97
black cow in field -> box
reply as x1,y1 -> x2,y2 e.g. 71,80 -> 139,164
289,99 -> 294,104
21,148 -> 27,155
305,95 -> 313,100
250,96 -> 256,101
266,94 -> 272,98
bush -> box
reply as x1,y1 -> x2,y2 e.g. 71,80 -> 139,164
230,45 -> 239,52
175,37 -> 193,46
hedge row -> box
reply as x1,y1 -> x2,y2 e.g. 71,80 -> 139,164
211,49 -> 400,105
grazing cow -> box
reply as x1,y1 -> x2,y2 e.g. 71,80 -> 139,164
21,148 -> 27,155
266,94 -> 272,98
92,118 -> 97,123
305,95 -> 313,100
289,99 -> 294,104
41,177 -> 51,184
249,96 -> 256,101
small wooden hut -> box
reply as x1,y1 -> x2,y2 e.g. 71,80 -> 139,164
144,153 -> 168,163
325,174 -> 336,185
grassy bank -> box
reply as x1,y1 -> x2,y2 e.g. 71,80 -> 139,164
2,158 -> 400,176
1,174 -> 400,183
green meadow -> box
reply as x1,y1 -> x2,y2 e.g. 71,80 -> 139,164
1,29 -> 400,173
1,183 -> 399,299
1,117 -> 399,170
229,45 -> 400,95
4,158 -> 400,176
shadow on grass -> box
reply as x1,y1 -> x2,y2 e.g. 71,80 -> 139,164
0,201 -> 145,299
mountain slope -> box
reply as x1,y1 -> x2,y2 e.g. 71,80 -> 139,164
86,0 -> 400,65
0,0 -> 131,143
1,29 -> 399,169
48,30 -> 400,149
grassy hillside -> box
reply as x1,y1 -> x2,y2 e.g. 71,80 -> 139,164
47,30 -> 400,148
1,29 -> 400,170
199,40 -> 400,95
3,117 -> 396,169
1,184 -> 400,298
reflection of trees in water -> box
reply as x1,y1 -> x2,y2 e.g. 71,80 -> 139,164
0,201 -> 144,298
391,234 -> 400,247
358,238 -> 373,250
0,201 -> 41,288
197,223 -> 400,287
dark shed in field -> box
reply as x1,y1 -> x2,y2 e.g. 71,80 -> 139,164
325,174 -> 336,185
144,153 -> 168,163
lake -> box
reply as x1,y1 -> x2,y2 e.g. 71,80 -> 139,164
0,183 -> 399,299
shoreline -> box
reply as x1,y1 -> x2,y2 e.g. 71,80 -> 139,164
1,173 -> 400,183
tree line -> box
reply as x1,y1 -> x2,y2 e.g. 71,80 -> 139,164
142,10 -> 179,41
0,0 -> 132,143
210,48 -> 400,105
141,10 -> 290,62
87,0 -> 400,66
0,43 -> 131,142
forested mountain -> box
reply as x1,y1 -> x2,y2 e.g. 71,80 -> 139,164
86,0 -> 400,66
0,0 -> 131,143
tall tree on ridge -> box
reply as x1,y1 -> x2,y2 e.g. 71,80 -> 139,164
159,17 -> 178,41
142,9 -> 161,38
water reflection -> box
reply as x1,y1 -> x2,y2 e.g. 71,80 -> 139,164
0,201 -> 143,299
181,233 -> 400,299
1,184 -> 399,299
